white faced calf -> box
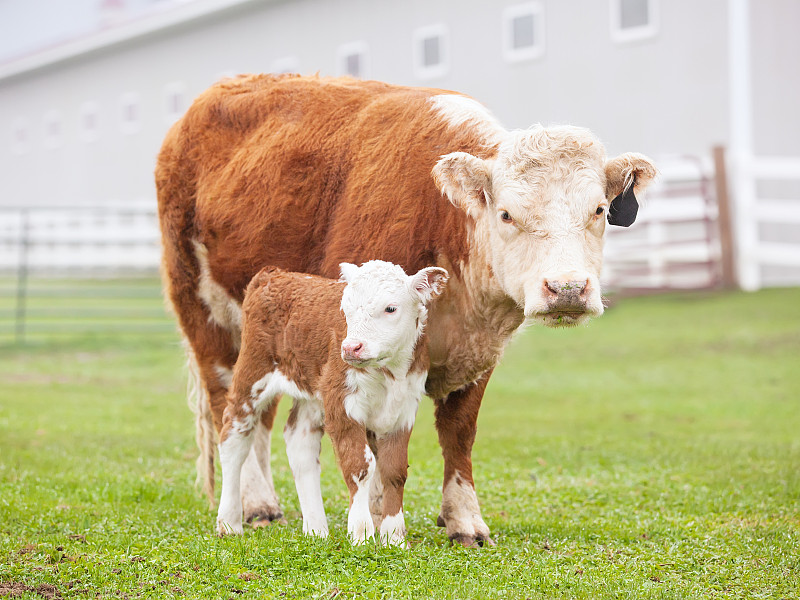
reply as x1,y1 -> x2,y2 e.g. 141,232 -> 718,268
216,261 -> 448,545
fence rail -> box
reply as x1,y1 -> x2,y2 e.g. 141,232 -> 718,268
602,156 -> 721,292
0,204 -> 171,344
730,154 -> 800,290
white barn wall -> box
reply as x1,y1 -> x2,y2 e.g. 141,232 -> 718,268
750,0 -> 800,156
0,0 -> 796,212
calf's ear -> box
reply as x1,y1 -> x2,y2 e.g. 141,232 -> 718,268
432,152 -> 493,219
410,267 -> 449,304
339,262 -> 359,283
604,153 -> 657,227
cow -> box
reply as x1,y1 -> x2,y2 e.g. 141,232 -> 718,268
155,74 -> 656,547
216,261 -> 447,545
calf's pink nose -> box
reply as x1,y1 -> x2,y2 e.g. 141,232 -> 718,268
341,341 -> 364,359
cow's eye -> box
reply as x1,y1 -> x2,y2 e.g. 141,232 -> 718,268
385,306 -> 397,314
595,206 -> 605,216
500,210 -> 513,223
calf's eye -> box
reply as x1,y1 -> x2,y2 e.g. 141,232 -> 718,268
595,206 -> 605,216
385,306 -> 397,314
500,211 -> 513,223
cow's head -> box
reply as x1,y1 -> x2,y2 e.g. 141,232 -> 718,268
433,125 -> 656,327
339,260 -> 448,368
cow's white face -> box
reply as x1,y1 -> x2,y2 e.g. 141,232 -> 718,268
433,125 -> 656,327
339,261 -> 448,368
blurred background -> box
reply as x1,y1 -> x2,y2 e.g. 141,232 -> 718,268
0,0 -> 798,344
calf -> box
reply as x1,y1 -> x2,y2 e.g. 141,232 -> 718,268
216,261 -> 448,545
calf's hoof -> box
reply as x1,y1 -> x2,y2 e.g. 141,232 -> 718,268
216,518 -> 244,537
303,526 -> 330,538
348,517 -> 376,545
379,513 -> 407,548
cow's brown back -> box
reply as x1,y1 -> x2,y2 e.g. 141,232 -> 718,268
157,74 -> 494,305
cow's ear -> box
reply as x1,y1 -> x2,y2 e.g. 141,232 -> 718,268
410,267 -> 449,304
339,262 -> 359,283
604,153 -> 657,227
432,152 -> 493,218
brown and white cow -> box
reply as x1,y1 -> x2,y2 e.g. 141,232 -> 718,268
156,74 -> 656,547
217,261 -> 447,545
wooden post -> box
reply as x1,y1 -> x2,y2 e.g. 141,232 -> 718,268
712,146 -> 737,289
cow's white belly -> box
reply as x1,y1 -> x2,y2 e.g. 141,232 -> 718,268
343,368 -> 426,436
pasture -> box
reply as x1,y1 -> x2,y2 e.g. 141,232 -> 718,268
1,283 -> 799,599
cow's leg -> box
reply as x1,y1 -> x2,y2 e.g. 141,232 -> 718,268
328,417 -> 376,545
284,399 -> 328,537
163,236 -> 283,519
374,429 -> 412,547
216,405 -> 256,536
242,400 -> 284,527
183,330 -> 236,506
434,370 -> 495,547
162,241 -> 239,506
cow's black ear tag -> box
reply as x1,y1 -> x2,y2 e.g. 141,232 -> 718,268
607,178 -> 639,227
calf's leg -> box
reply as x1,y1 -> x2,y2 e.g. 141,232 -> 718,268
242,401 -> 284,526
374,428 -> 412,546
284,399 -> 328,537
366,432 -> 384,528
433,369 -> 495,547
217,364 -> 280,535
216,410 -> 255,536
327,416 -> 376,545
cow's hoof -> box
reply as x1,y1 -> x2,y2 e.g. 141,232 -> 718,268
245,508 -> 285,528
449,533 -> 496,548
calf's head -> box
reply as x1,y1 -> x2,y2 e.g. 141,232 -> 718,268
433,125 -> 656,327
339,260 -> 449,368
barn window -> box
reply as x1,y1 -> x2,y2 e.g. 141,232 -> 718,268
164,81 -> 186,124
80,102 -> 100,143
610,0 -> 658,43
120,92 -> 142,135
502,2 -> 546,63
43,110 -> 63,150
11,118 -> 30,155
413,24 -> 449,80
337,41 -> 369,79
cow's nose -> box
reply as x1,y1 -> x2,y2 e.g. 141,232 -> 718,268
341,341 -> 364,360
544,278 -> 588,297
542,278 -> 589,309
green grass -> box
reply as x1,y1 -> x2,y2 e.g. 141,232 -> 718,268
0,277 -> 174,340
1,286 -> 799,599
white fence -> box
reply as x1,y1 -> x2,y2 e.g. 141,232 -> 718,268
0,203 -> 161,274
0,204 -> 167,344
602,157 -> 721,292
731,156 -> 800,290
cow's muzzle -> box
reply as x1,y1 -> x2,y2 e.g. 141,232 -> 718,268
526,276 -> 602,327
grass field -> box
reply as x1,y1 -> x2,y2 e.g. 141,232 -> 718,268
1,285 -> 799,599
